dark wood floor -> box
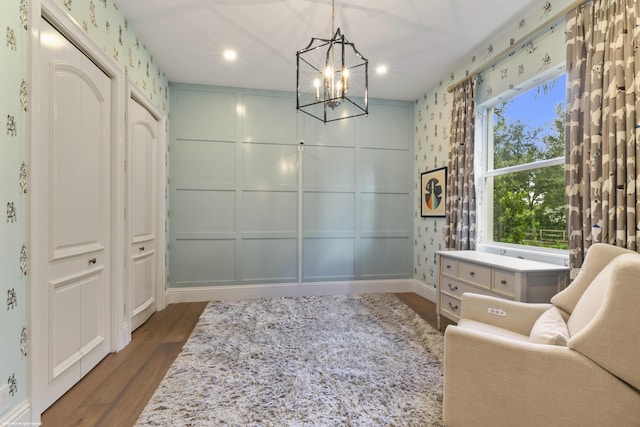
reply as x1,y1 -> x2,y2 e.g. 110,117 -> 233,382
396,292 -> 456,330
41,293 -> 450,427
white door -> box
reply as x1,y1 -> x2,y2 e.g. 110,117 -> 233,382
31,19 -> 111,412
128,96 -> 159,331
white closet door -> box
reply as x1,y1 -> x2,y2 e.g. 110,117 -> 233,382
31,18 -> 112,412
128,96 -> 159,331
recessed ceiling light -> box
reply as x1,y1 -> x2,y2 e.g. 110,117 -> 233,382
376,65 -> 388,75
223,49 -> 237,61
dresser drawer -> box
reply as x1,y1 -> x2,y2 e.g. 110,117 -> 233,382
441,258 -> 458,276
441,277 -> 465,297
441,294 -> 462,319
458,262 -> 491,289
493,270 -> 516,298
441,276 -> 492,298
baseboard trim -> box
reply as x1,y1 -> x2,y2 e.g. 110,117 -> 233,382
411,279 -> 438,303
0,400 -> 31,426
165,279 -> 437,305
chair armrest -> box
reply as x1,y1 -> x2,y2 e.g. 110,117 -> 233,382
443,325 -> 640,427
459,292 -> 553,336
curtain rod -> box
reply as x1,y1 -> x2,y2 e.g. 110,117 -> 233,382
447,0 -> 590,93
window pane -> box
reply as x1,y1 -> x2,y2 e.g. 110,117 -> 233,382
491,74 -> 566,170
490,165 -> 567,249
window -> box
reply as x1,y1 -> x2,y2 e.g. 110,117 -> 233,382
478,72 -> 567,252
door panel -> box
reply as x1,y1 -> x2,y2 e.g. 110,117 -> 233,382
132,251 -> 156,319
51,64 -> 106,259
49,268 -> 105,379
50,277 -> 82,379
79,266 -> 108,376
32,19 -> 112,412
131,122 -> 155,241
128,96 -> 159,331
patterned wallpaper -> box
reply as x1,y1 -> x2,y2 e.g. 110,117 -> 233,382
414,86 -> 452,288
0,0 -> 29,414
56,0 -> 169,111
0,0 -> 168,419
476,14 -> 566,106
413,0 -> 575,289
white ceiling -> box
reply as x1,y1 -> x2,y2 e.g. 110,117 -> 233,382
117,0 -> 540,101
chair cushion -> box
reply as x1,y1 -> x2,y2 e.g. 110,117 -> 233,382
551,244 -> 632,314
566,253 -> 640,390
528,307 -> 570,346
566,260 -> 615,336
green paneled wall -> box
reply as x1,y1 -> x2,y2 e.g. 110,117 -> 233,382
169,84 -> 414,287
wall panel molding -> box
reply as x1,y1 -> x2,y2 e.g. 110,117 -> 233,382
169,83 -> 414,287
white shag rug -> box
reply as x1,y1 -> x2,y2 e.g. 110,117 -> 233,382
135,293 -> 445,426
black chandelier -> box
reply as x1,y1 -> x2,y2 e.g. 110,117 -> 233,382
296,0 -> 368,123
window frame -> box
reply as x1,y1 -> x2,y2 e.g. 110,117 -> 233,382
475,71 -> 569,265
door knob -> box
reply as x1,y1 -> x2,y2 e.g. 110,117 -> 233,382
89,257 -> 97,264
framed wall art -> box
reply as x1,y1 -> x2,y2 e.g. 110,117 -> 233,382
420,167 -> 447,217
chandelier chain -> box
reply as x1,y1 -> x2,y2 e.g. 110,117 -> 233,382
331,0 -> 335,35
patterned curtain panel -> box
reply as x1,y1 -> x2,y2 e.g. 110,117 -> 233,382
445,77 -> 476,250
566,0 -> 640,277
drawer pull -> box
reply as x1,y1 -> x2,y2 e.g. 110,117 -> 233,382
446,264 -> 452,269
448,302 -> 459,310
469,271 -> 475,276
448,283 -> 458,291
500,280 -> 507,285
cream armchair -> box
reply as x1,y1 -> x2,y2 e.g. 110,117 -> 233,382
443,243 -> 640,427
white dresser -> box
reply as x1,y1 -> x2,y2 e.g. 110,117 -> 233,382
437,250 -> 569,328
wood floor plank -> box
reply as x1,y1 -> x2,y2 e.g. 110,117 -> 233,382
132,302 -> 192,343
61,339 -> 174,425
95,342 -> 182,427
161,301 -> 208,343
40,294 -> 441,427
